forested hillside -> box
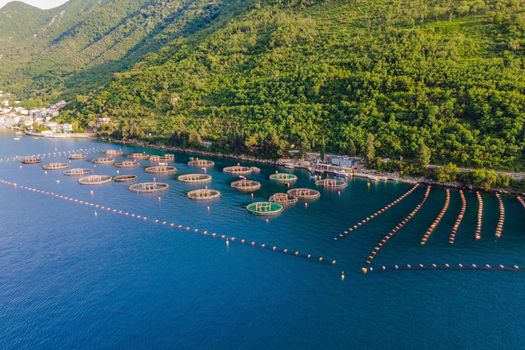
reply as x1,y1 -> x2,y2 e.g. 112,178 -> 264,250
2,0 -> 524,170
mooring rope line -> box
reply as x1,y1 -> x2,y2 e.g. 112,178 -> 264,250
0,147 -> 106,163
495,193 -> 505,238
333,183 -> 420,241
0,179 -> 337,266
420,189 -> 450,245
364,185 -> 432,267
449,190 -> 466,244
475,192 -> 483,240
366,263 -> 524,273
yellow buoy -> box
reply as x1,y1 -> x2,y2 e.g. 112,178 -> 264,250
361,267 -> 368,274
341,271 -> 345,281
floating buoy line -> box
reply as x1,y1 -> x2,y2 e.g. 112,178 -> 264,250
365,263 -> 524,274
495,193 -> 505,238
0,178 -> 336,266
364,185 -> 431,267
334,183 -> 420,240
449,190 -> 466,244
0,147 -> 104,163
475,192 -> 483,240
420,189 -> 450,245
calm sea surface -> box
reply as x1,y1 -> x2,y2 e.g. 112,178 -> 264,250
0,130 -> 524,349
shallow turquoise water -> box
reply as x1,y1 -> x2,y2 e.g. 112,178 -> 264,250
0,132 -> 524,349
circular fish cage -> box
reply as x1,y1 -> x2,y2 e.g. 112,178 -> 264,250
68,154 -> 86,160
315,178 -> 348,190
92,157 -> 115,165
145,165 -> 177,175
231,179 -> 261,192
223,165 -> 252,176
64,168 -> 94,176
178,174 -> 212,184
78,175 -> 113,185
150,154 -> 175,163
105,149 -> 123,157
246,202 -> 284,216
287,188 -> 321,201
250,166 -> 261,174
129,182 -> 169,193
269,172 -> 298,184
187,158 -> 215,168
128,152 -> 150,160
42,162 -> 69,170
114,160 -> 140,168
21,157 -> 42,164
113,174 -> 138,183
269,193 -> 298,206
187,188 -> 221,200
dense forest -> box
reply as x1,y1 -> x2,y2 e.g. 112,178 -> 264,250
2,0 -> 525,174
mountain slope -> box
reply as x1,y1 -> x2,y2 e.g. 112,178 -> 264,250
72,0 -> 525,169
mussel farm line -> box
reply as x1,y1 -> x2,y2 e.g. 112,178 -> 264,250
420,189 -> 450,245
475,192 -> 484,240
449,190 -> 466,244
334,183 -> 420,240
495,193 -> 505,238
0,178 -> 336,266
364,185 -> 431,268
365,263 -> 524,274
1,147 -> 105,163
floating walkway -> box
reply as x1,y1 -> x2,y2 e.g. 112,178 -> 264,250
1,147 -> 103,163
475,192 -> 483,240
269,172 -> 298,184
287,188 -> 320,201
449,190 -> 466,244
495,193 -> 505,238
42,162 -> 69,170
246,202 -> 283,216
334,184 -> 420,240
92,157 -> 115,165
178,174 -> 212,184
0,179 -> 336,266
187,188 -> 221,200
518,196 -> 525,210
269,193 -> 298,206
365,263 -> 524,274
420,189 -> 450,245
231,179 -> 261,192
129,182 -> 169,193
188,159 -> 214,168
64,168 -> 94,176
364,185 -> 431,267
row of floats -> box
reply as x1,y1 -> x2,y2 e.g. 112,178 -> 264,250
20,149 -> 348,217
0,178 -> 336,266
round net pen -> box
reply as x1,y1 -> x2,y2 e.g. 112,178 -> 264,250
287,188 -> 321,201
231,179 -> 261,192
78,175 -> 113,185
68,154 -> 86,160
42,162 -> 69,170
187,188 -> 221,200
315,178 -> 348,190
246,202 -> 284,216
64,168 -> 94,176
269,193 -> 298,206
178,174 -> 212,184
21,157 -> 42,164
92,157 -> 115,165
113,174 -> 137,183
250,166 -> 261,174
145,165 -> 177,175
223,164 -> 252,176
188,159 -> 215,168
129,182 -> 169,193
105,149 -> 123,157
114,160 -> 140,168
269,172 -> 298,184
150,154 -> 175,163
128,152 -> 150,160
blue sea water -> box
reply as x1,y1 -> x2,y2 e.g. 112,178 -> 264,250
0,131 -> 524,349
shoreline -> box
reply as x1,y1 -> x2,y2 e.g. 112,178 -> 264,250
100,137 -> 525,197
